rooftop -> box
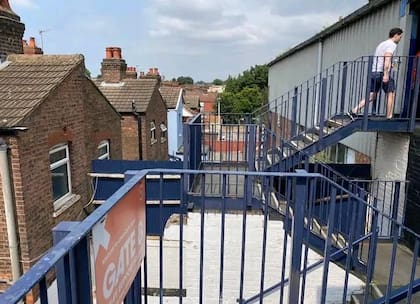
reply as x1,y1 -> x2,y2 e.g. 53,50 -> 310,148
0,54 -> 83,128
94,78 -> 158,113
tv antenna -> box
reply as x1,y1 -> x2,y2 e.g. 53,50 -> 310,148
38,29 -> 50,50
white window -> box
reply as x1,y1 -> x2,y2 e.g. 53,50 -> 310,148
98,140 -> 110,160
50,144 -> 72,202
151,121 -> 157,144
160,122 -> 167,143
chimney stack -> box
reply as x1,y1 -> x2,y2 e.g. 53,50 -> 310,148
125,66 -> 138,79
22,36 -> 43,55
144,67 -> 162,83
0,0 -> 25,57
101,46 -> 127,83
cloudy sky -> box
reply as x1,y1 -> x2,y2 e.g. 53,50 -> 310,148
10,0 -> 367,82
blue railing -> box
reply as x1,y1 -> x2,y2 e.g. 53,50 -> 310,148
253,56 -> 420,150
1,169 -> 419,303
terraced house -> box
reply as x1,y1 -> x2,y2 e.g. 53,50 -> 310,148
94,47 -> 168,161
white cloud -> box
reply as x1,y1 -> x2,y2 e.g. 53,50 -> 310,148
10,0 -> 38,9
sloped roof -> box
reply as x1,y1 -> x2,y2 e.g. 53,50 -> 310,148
184,94 -> 200,110
0,54 -> 83,128
94,78 -> 158,113
159,86 -> 181,109
200,92 -> 217,103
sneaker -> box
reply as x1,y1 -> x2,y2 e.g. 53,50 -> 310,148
346,111 -> 356,121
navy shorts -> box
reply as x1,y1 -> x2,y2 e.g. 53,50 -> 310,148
370,72 -> 395,93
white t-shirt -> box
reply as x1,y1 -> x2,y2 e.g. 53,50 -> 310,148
372,39 -> 397,72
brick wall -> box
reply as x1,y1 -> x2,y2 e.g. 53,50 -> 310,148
0,12 -> 24,57
121,114 -> 140,160
101,58 -> 127,83
0,62 -> 122,289
141,89 -> 168,160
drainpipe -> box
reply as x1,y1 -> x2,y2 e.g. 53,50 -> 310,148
132,100 -> 143,160
0,139 -> 21,282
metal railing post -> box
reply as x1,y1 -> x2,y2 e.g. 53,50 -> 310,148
288,170 -> 307,303
363,56 -> 374,131
318,77 -> 327,146
53,221 -> 93,304
248,125 -> 256,171
410,56 -> 420,130
291,87 -> 298,137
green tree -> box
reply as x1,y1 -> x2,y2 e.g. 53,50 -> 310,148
219,64 -> 268,118
212,78 -> 224,85
176,76 -> 194,85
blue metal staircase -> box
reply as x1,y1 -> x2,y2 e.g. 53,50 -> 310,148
255,55 -> 420,173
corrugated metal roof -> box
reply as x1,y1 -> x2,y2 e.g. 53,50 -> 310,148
0,54 -> 83,127
159,86 -> 181,109
268,0 -> 394,67
94,78 -> 158,113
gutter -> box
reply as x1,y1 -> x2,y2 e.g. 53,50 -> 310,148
0,139 -> 21,282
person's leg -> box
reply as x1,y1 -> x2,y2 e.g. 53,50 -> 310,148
351,73 -> 381,114
384,78 -> 395,119
386,92 -> 395,118
352,92 -> 377,113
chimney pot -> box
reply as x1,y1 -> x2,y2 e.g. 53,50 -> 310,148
148,68 -> 154,75
29,37 -> 36,48
154,68 -> 159,75
0,0 -> 12,11
112,47 -> 122,59
22,39 -> 27,46
105,47 -> 113,59
140,71 -> 145,77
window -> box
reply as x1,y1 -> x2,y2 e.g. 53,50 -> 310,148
98,140 -> 110,160
151,121 -> 157,144
50,144 -> 72,202
160,122 -> 167,143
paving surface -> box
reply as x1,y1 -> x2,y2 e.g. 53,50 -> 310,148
145,212 -> 364,303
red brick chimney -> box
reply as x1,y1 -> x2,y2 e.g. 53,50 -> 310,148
101,46 -> 127,83
144,67 -> 162,83
125,66 -> 138,79
22,37 -> 43,55
0,0 -> 25,58
0,0 -> 12,12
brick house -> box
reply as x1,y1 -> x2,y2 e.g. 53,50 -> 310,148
94,47 -> 168,160
0,54 -> 122,291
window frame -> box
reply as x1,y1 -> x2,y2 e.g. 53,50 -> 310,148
160,122 -> 167,143
151,120 -> 157,145
49,144 -> 72,205
98,140 -> 110,160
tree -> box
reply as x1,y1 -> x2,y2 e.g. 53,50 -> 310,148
212,78 -> 224,85
176,76 -> 194,85
219,64 -> 268,117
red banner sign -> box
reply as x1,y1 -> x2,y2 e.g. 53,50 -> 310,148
92,178 -> 146,304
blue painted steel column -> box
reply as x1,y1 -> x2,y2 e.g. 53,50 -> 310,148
288,170 -> 307,303
410,56 -> 420,130
340,62 -> 348,114
363,56 -> 374,131
248,125 -> 256,171
291,87 -> 298,137
183,123 -> 190,170
53,221 -> 93,304
318,78 -> 327,146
